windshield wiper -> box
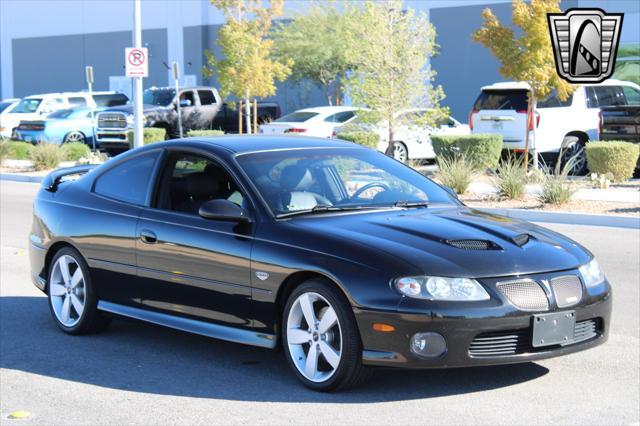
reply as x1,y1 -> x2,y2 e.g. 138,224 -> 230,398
393,200 -> 429,208
276,204 -> 384,219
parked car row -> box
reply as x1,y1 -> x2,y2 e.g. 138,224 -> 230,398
470,79 -> 640,174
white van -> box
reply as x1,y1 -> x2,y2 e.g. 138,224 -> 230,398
0,91 -> 128,139
470,80 -> 640,174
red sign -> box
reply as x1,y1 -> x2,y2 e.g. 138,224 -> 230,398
125,47 -> 148,78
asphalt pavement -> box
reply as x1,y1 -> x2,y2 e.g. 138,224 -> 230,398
0,180 -> 638,425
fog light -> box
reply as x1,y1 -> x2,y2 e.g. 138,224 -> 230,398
410,332 -> 447,358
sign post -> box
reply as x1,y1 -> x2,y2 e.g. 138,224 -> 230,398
85,66 -> 97,152
129,0 -> 145,149
172,62 -> 183,138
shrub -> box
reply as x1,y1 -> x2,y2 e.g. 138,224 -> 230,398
336,131 -> 379,149
431,134 -> 502,170
5,140 -> 34,160
30,143 -> 63,171
186,130 -> 225,137
538,161 -> 575,205
62,142 -> 91,161
495,155 -> 527,199
431,134 -> 503,170
143,128 -> 167,145
436,155 -> 478,195
0,140 -> 9,165
585,141 -> 640,182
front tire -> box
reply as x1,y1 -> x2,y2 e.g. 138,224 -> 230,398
392,141 -> 408,163
282,279 -> 368,391
47,247 -> 110,334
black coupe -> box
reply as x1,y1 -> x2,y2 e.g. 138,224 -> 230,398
30,136 -> 611,391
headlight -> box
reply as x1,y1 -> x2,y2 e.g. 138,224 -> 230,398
394,276 -> 490,301
579,258 -> 605,288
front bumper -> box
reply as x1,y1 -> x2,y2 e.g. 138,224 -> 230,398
355,274 -> 611,369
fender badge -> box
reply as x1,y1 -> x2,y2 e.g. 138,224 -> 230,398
255,271 -> 269,281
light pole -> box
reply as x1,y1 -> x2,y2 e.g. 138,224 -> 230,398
85,66 -> 96,152
172,61 -> 183,138
132,0 -> 143,148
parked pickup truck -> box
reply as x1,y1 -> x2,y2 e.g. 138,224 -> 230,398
600,105 -> 640,143
95,86 -> 281,152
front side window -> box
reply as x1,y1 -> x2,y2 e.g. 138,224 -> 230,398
94,152 -> 160,205
622,86 -> 640,105
156,153 -> 245,215
237,148 -> 456,217
179,91 -> 195,107
68,97 -> 87,107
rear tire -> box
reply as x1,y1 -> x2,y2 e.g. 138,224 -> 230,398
560,136 -> 587,175
282,279 -> 369,392
63,131 -> 86,144
47,247 -> 111,335
392,141 -> 408,163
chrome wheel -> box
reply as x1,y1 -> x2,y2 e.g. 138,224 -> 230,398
393,142 -> 408,163
561,142 -> 587,175
64,131 -> 85,144
286,292 -> 342,383
49,255 -> 85,327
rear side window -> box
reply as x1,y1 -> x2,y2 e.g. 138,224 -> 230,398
622,86 -> 640,105
68,97 -> 87,107
94,152 -> 160,205
537,90 -> 573,108
198,90 -> 217,106
473,90 -> 529,111
593,86 -> 625,107
274,111 -> 318,123
324,111 -> 355,123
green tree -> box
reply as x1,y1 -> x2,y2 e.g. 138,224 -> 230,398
271,1 -> 357,106
473,0 -> 575,168
203,0 -> 292,133
347,0 -> 446,156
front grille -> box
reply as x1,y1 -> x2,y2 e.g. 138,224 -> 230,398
496,279 -> 549,311
445,239 -> 498,250
98,113 -> 127,129
551,275 -> 583,308
469,318 -> 601,357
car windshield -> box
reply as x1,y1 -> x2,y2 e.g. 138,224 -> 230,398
143,89 -> 175,106
274,111 -> 318,123
237,148 -> 457,217
94,93 -> 129,107
11,98 -> 42,113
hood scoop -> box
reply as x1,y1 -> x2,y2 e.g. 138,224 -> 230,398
445,239 -> 501,251
511,233 -> 532,247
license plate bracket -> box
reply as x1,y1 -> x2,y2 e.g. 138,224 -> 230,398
532,311 -> 575,347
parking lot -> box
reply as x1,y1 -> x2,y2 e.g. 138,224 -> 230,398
0,180 -> 638,425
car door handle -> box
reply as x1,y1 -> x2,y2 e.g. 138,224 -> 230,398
139,229 -> 157,244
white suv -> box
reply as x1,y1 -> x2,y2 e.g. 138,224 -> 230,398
470,79 -> 640,174
0,91 -> 127,139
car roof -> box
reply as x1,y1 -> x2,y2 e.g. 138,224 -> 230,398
156,135 -> 361,155
481,79 -> 638,91
295,106 -> 359,114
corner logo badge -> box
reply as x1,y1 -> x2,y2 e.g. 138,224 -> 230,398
547,8 -> 623,83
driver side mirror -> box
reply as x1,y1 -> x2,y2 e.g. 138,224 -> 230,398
179,99 -> 192,108
199,199 -> 250,222
443,186 -> 459,199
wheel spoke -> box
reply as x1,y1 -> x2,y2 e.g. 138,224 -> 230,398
58,257 -> 71,285
61,296 -> 71,323
305,343 -> 319,379
319,341 -> 340,369
299,293 -> 317,328
70,268 -> 83,288
318,307 -> 337,334
287,328 -> 310,345
50,283 -> 66,297
70,294 -> 84,318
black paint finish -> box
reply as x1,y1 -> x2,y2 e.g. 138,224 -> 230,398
29,136 -> 611,366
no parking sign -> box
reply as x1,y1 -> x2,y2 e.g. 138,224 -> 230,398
125,47 -> 148,78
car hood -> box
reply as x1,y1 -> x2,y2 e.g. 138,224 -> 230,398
287,206 -> 590,278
